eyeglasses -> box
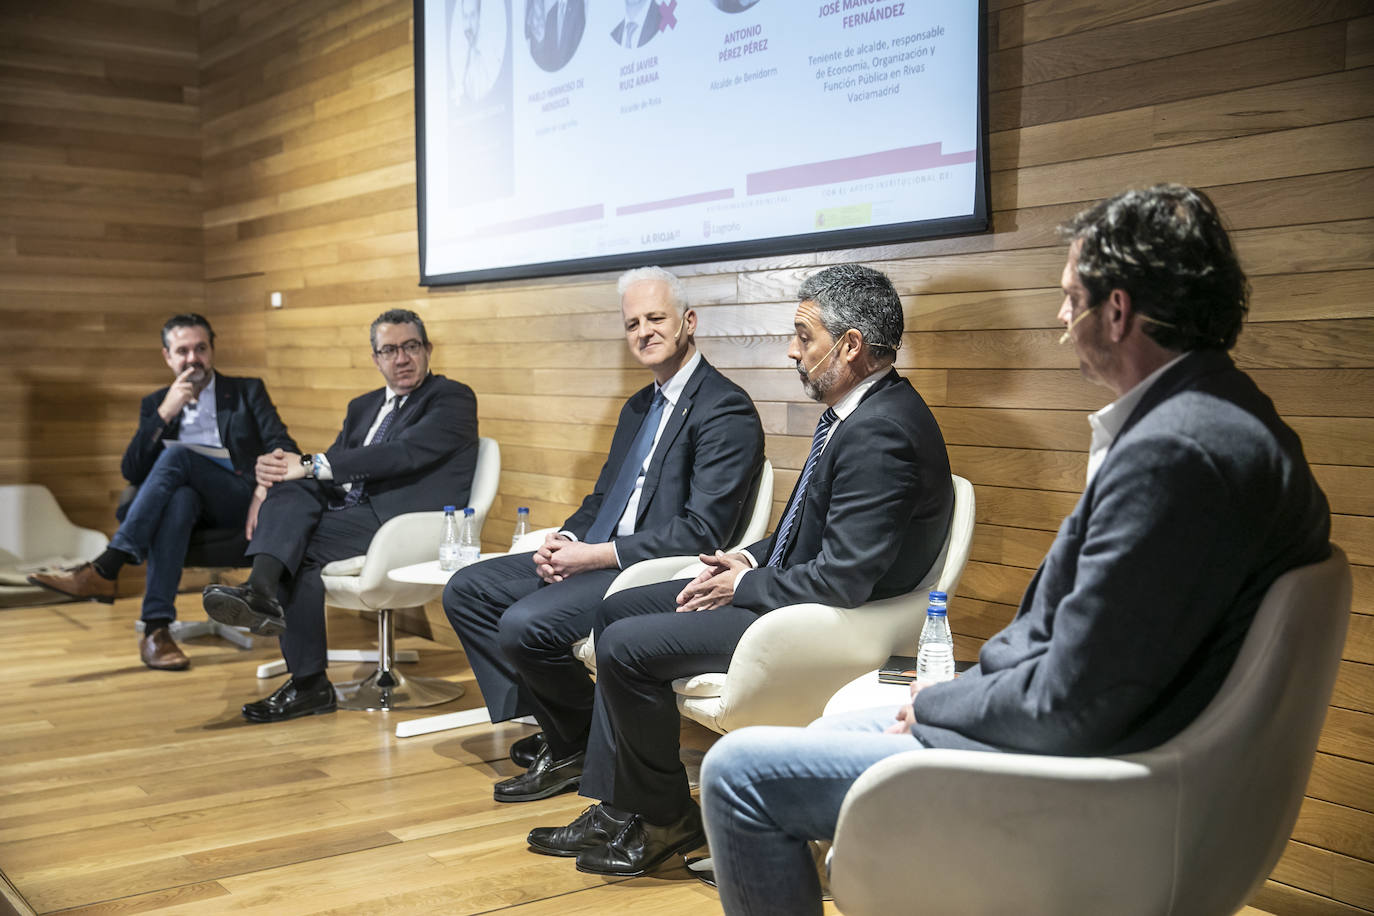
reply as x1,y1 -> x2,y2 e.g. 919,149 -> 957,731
374,340 -> 426,360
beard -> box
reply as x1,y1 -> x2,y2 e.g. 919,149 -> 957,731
796,357 -> 841,403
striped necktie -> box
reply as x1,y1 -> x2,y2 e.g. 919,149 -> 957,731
767,407 -> 838,566
339,396 -> 400,509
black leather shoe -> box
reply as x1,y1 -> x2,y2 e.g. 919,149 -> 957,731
203,583 -> 286,636
528,803 -> 633,857
242,677 -> 336,723
510,731 -> 548,769
575,805 -> 706,877
492,746 -> 584,803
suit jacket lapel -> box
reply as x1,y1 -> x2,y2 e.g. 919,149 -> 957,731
214,374 -> 234,447
634,362 -> 708,521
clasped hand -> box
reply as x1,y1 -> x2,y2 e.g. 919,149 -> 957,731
532,534 -> 615,584
674,550 -> 751,613
256,448 -> 306,484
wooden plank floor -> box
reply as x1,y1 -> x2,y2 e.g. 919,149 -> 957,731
0,592 -> 761,915
0,593 -> 1283,916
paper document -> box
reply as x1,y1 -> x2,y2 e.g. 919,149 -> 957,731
162,441 -> 231,460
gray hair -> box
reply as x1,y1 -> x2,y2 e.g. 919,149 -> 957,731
797,264 -> 903,358
617,266 -> 688,311
370,308 -> 429,352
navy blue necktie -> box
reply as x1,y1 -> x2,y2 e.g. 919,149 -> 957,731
339,396 -> 400,509
767,407 -> 838,566
586,389 -> 668,543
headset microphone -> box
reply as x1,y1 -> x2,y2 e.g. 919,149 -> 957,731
802,336 -> 845,377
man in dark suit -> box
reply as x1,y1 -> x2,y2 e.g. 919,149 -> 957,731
527,264 -> 954,878
30,314 -> 296,671
697,185 -> 1333,916
444,265 -> 764,802
529,0 -> 585,71
611,0 -> 660,50
201,308 -> 479,722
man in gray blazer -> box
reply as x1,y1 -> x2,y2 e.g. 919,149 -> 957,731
697,184 -> 1332,916
526,264 -> 954,878
443,265 -> 764,801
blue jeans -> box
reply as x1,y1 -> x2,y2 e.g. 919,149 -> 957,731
111,447 -> 252,622
700,707 -> 921,916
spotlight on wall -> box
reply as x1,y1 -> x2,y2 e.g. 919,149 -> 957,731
270,291 -> 283,308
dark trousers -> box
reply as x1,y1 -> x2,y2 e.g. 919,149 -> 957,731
579,578 -> 764,824
443,552 -> 620,758
112,447 -> 253,623
246,479 -> 379,677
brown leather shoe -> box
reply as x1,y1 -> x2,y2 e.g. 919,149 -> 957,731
140,627 -> 190,671
28,563 -> 116,603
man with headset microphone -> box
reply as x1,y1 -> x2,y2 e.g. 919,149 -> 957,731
443,265 -> 765,802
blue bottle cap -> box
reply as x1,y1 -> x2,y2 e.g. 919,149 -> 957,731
464,507 -> 475,515
443,505 -> 455,512
929,590 -> 948,601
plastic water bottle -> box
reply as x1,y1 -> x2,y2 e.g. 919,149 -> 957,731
915,590 -> 955,682
458,506 -> 481,568
510,506 -> 530,550
438,506 -> 460,571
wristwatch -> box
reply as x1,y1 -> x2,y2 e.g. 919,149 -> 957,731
301,453 -> 314,478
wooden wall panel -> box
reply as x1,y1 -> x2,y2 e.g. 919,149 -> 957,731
0,0 -> 204,542
2,0 -> 1368,912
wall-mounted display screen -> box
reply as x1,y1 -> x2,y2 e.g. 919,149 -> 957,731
415,0 -> 989,285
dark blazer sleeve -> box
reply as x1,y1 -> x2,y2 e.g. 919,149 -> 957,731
241,377 -> 297,458
612,382 -> 764,566
733,410 -> 931,611
121,389 -> 174,485
324,378 -> 477,485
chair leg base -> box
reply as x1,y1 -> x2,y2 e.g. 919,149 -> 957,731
336,667 -> 464,711
136,618 -> 254,650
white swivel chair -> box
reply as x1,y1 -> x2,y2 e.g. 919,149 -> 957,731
255,437 -> 500,710
396,459 -> 775,739
0,484 -> 108,608
569,459 -> 775,670
602,474 -> 976,733
828,546 -> 1352,916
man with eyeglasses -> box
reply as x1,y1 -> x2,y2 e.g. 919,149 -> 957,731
29,313 -> 297,672
202,308 -> 478,722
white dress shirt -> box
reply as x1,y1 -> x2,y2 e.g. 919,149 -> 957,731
1085,354 -> 1186,487
621,0 -> 651,48
177,373 -> 222,448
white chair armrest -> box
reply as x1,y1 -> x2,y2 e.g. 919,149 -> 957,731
511,526 -> 558,554
710,591 -> 928,731
358,512 -> 447,590
830,749 -> 1175,916
605,556 -> 704,597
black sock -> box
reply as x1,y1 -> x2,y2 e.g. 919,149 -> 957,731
600,803 -> 630,820
247,555 -> 286,597
91,548 -> 134,580
143,618 -> 173,634
293,671 -> 327,689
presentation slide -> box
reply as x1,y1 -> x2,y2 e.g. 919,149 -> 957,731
417,0 -> 987,285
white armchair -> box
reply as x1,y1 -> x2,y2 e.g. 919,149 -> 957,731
571,459 -> 775,670
602,474 -> 975,733
0,484 -> 108,609
827,546 -> 1352,916
255,437 -> 500,711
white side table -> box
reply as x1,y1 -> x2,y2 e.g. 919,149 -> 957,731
387,557 -> 536,738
